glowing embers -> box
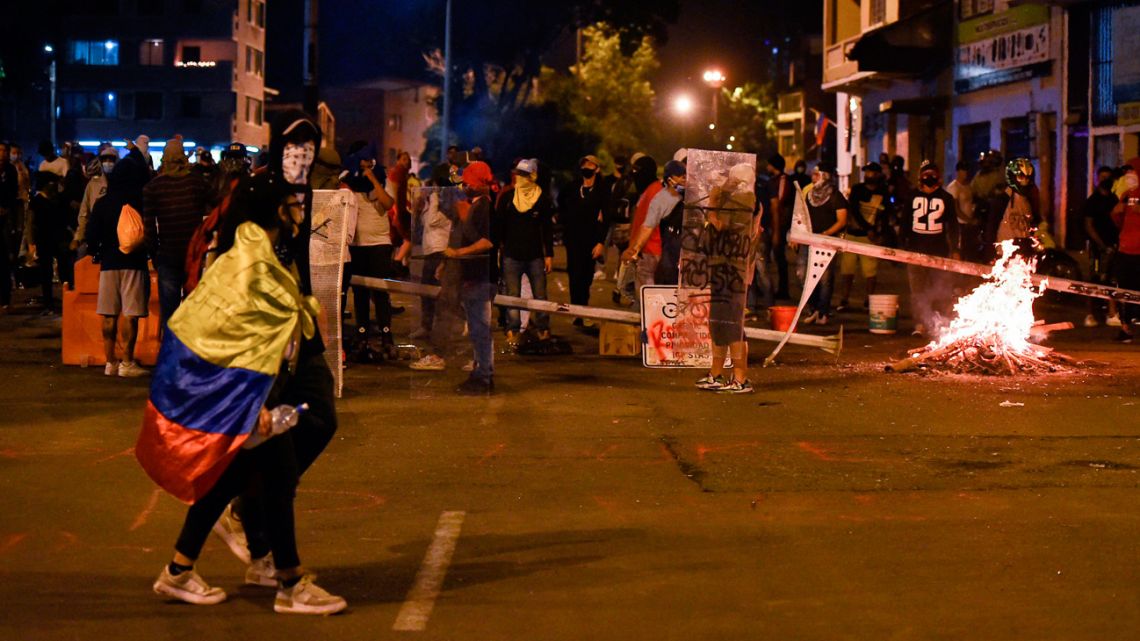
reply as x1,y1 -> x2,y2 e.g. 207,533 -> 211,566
888,241 -> 1077,375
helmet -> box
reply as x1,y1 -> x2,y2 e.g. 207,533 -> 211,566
1006,158 -> 1035,195
978,149 -> 1003,170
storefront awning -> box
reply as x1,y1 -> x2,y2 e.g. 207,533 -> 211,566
847,2 -> 953,75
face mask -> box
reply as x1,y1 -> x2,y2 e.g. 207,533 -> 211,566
674,185 -> 685,196
920,176 -> 939,188
281,141 -> 315,185
580,167 -> 596,179
101,161 -> 115,175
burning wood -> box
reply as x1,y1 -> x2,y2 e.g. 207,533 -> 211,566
887,241 -> 1077,375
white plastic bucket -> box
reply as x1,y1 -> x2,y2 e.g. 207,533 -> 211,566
868,294 -> 899,334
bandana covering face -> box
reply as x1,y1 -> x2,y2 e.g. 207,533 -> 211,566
512,174 -> 541,212
808,171 -> 834,208
282,142 -> 315,187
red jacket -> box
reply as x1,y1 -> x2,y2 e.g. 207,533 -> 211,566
1113,188 -> 1140,255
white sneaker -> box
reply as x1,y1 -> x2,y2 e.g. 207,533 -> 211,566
104,361 -> 118,376
409,354 -> 446,371
118,361 -> 148,378
153,566 -> 227,605
246,554 -> 277,587
274,575 -> 347,615
593,269 -> 606,281
1107,314 -> 1122,327
802,311 -> 819,324
211,504 -> 251,564
1083,314 -> 1100,328
462,360 -> 475,372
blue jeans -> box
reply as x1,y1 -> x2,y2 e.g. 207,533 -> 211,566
501,256 -> 549,332
461,281 -> 495,383
155,259 -> 186,329
797,248 -> 834,316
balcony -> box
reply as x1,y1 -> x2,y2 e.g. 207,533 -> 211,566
823,35 -> 869,89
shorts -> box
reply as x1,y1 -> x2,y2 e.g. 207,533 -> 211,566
97,269 -> 150,317
709,296 -> 745,346
839,234 -> 879,278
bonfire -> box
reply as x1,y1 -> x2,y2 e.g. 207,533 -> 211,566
887,241 -> 1077,375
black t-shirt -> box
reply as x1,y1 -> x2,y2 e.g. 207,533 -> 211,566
901,188 -> 959,257
806,190 -> 848,235
847,183 -> 889,236
450,195 -> 493,283
1082,191 -> 1119,248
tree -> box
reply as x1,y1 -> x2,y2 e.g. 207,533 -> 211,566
539,23 -> 659,162
718,82 -> 780,157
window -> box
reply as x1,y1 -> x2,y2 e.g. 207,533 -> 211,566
245,96 -> 263,126
181,95 -> 202,118
246,0 -> 252,23
959,122 -> 992,171
247,0 -> 265,27
67,40 -> 120,66
1094,134 -> 1121,172
869,0 -> 887,27
1002,117 -> 1030,159
960,0 -> 994,20
60,92 -> 118,118
256,0 -> 265,28
182,45 -> 201,63
245,46 -> 263,76
135,91 -> 163,120
139,39 -> 164,65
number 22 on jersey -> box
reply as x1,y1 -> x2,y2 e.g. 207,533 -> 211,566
911,196 -> 944,234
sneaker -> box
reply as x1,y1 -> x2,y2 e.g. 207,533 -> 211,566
456,376 -> 494,396
695,373 -> 727,390
815,314 -> 829,326
1114,330 -> 1134,344
835,300 -> 848,312
409,327 -> 430,340
1084,314 -> 1100,328
104,361 -> 118,376
274,575 -> 347,615
802,311 -> 819,324
409,354 -> 446,371
153,566 -> 227,605
582,318 -> 598,329
246,554 -> 278,587
593,269 -> 606,281
118,361 -> 148,378
461,360 -> 475,372
211,504 -> 251,564
505,330 -> 520,347
1107,315 -> 1122,327
718,379 -> 754,394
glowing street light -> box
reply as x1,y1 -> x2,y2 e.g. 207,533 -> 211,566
672,94 -> 695,117
702,68 -> 725,143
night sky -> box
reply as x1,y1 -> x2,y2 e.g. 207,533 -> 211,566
267,0 -> 821,103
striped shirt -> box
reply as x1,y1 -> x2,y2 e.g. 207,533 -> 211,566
143,173 -> 208,264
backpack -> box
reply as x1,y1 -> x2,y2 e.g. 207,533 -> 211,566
117,204 -> 144,254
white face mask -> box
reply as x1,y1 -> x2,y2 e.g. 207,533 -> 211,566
281,141 -> 315,186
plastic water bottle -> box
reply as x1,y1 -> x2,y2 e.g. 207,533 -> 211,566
242,403 -> 309,449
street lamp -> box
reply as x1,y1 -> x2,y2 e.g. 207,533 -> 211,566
672,94 -> 694,117
44,44 -> 57,148
702,69 -> 725,143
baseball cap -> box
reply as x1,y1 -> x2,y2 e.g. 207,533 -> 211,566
513,158 -> 538,176
461,160 -> 495,188
579,155 -> 600,168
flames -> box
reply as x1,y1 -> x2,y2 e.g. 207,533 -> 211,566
928,240 -> 1043,353
887,241 -> 1076,375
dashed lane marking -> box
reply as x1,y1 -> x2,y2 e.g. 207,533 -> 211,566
392,510 -> 466,632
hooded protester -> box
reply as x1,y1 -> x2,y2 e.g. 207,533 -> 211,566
309,147 -> 344,190
495,158 -> 554,345
620,154 -> 663,302
86,155 -> 151,378
793,162 -> 847,325
74,143 -> 120,253
557,154 -> 608,316
142,135 -> 209,326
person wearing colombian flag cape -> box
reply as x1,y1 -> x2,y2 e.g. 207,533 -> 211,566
136,112 -> 347,615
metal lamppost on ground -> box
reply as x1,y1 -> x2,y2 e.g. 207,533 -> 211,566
702,69 -> 725,145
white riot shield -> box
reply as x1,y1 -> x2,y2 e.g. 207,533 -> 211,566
310,189 -> 355,397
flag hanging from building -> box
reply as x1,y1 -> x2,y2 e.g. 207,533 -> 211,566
812,109 -> 833,148
135,222 -> 318,503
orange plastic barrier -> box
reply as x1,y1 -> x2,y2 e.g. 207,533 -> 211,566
62,256 -> 162,366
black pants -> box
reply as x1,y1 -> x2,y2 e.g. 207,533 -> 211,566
565,245 -> 595,307
1116,253 -> 1140,327
349,244 -> 393,343
420,253 -> 444,332
772,229 -> 790,297
175,432 -> 301,570
35,238 -> 60,307
239,351 -> 338,560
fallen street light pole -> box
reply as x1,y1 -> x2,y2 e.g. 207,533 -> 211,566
350,275 -> 841,355
786,228 -> 1140,304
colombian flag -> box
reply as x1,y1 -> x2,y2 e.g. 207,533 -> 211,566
136,222 -> 318,503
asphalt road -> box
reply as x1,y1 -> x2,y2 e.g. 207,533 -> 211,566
2,259 -> 1139,641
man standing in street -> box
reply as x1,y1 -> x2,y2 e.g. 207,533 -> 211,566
0,142 -> 18,311
944,160 -> 978,261
619,154 -> 662,305
447,161 -> 497,395
902,161 -> 959,337
837,161 -> 888,310
143,135 -> 208,327
558,155 -> 608,321
765,154 -> 794,299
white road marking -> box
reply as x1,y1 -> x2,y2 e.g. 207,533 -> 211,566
392,510 -> 466,631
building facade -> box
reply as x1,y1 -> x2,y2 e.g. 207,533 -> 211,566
49,0 -> 268,160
